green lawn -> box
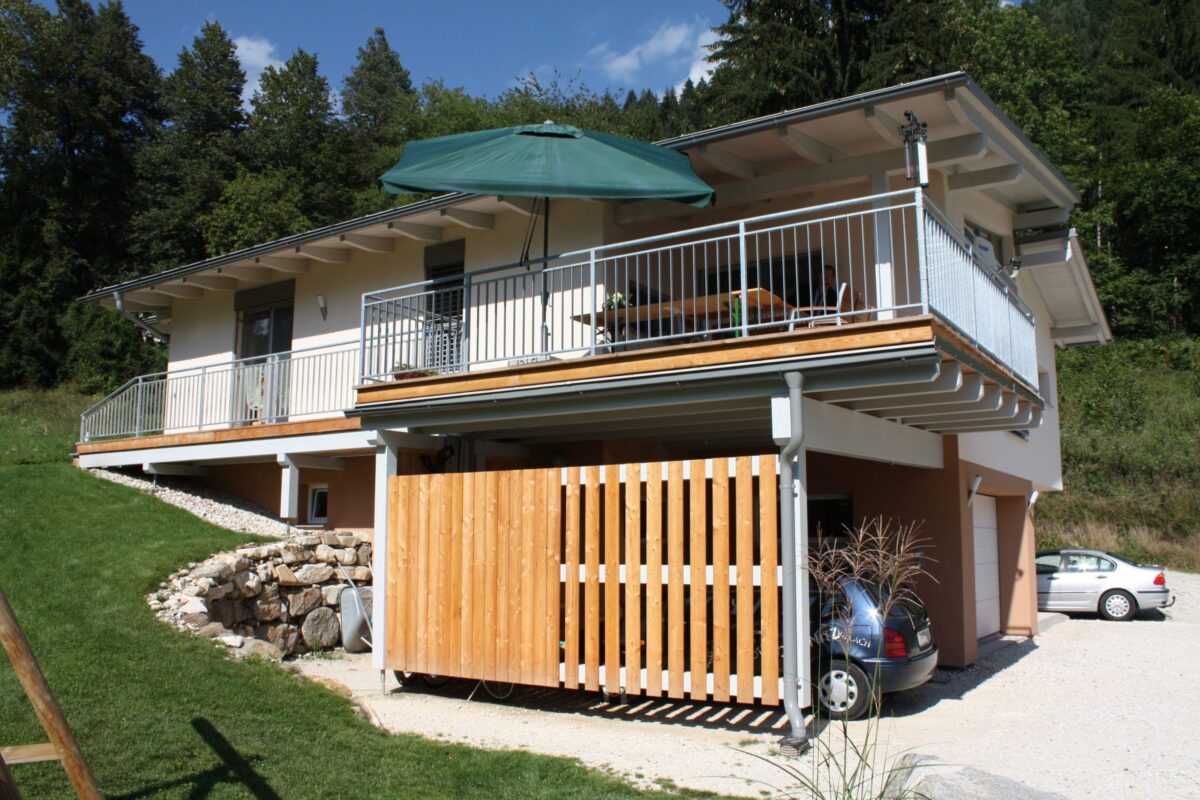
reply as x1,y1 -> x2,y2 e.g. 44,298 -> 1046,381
0,393 -> 705,798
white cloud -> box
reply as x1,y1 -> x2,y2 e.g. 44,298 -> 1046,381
675,28 -> 719,95
590,19 -> 708,86
233,34 -> 283,106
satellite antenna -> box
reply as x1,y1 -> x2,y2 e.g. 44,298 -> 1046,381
900,110 -> 929,187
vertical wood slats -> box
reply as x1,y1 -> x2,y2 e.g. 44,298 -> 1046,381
384,456 -> 783,706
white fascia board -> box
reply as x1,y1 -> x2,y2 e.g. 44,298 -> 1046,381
1064,230 -> 1112,343
78,430 -> 379,469
799,398 -> 944,469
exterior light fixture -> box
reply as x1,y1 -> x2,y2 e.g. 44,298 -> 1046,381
1027,490 -> 1039,511
967,474 -> 983,506
1009,257 -> 1022,278
317,293 -> 328,321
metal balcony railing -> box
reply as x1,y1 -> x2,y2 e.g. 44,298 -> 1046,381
79,340 -> 359,442
361,189 -> 1038,387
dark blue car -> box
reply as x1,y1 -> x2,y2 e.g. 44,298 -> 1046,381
810,578 -> 938,720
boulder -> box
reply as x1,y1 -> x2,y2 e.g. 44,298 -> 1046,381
286,587 -> 322,617
336,533 -> 362,548
279,543 -> 312,565
263,623 -> 302,655
322,585 -> 344,606
206,582 -> 236,601
294,533 -> 323,547
232,570 -> 262,598
197,622 -> 231,639
190,561 -> 233,582
218,634 -> 244,648
237,639 -> 283,661
335,548 -> 357,566
250,585 -> 284,622
301,607 -> 340,650
356,544 -> 372,565
343,566 -> 371,582
181,612 -> 210,628
179,596 -> 208,615
290,564 -> 335,585
314,544 -> 339,564
274,564 -> 299,585
321,531 -> 342,546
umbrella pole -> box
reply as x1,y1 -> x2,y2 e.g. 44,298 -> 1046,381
541,197 -> 551,355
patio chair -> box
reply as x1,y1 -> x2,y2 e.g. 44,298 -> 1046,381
788,283 -> 848,330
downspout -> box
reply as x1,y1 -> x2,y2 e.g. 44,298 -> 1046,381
778,371 -> 809,753
114,291 -> 170,344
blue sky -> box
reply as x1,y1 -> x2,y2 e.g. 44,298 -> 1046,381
108,1 -> 725,104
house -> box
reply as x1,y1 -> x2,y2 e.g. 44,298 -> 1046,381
75,73 -> 1110,739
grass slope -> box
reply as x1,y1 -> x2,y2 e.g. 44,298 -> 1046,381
0,392 -> 703,798
1039,337 -> 1200,570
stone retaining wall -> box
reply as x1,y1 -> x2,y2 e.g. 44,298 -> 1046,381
149,531 -> 372,660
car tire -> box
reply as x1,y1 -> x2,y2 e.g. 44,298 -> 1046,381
814,659 -> 874,721
1099,589 -> 1137,621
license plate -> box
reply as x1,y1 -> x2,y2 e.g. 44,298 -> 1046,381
917,627 -> 931,649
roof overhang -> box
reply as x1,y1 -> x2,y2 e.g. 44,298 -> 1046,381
1017,228 -> 1112,346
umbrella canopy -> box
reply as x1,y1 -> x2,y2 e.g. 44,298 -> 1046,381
380,122 -> 714,207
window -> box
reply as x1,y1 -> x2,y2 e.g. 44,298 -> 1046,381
1036,553 -> 1061,574
1065,553 -> 1109,572
308,485 -> 329,524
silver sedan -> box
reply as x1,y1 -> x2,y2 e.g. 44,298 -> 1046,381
1036,548 -> 1175,621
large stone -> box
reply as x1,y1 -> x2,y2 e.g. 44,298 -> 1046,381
321,585 -> 344,606
290,564 -> 335,585
209,600 -> 249,629
250,585 -> 284,621
237,639 -> 283,661
294,533 -> 323,547
179,596 -> 208,615
279,543 -> 312,565
335,548 -> 357,566
190,561 -> 233,582
197,621 -> 231,639
314,544 -> 339,564
343,566 -> 371,582
336,533 -> 363,548
301,607 -> 340,650
286,586 -> 322,617
263,623 -> 302,656
356,543 -> 372,566
274,564 -> 299,585
213,554 -> 252,573
321,531 -> 342,546
232,570 -> 262,598
205,582 -> 236,601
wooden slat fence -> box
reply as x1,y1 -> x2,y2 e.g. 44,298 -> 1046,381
386,455 -> 782,704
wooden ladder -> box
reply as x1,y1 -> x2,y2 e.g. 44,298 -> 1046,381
0,587 -> 101,800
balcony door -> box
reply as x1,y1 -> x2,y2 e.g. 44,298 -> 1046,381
235,281 -> 294,424
423,240 -> 465,372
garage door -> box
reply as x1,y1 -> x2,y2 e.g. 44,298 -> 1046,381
973,495 -> 1001,639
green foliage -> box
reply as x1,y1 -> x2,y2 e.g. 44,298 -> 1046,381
201,166 -> 312,255
1040,337 -> 1200,569
0,387 -> 94,465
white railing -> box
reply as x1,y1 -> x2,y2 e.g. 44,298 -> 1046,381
361,189 -> 1038,387
80,340 -> 359,441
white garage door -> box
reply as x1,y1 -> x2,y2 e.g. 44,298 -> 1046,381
973,495 -> 1001,639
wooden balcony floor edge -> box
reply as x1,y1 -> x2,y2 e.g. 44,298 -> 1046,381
354,317 -> 939,407
76,416 -> 362,455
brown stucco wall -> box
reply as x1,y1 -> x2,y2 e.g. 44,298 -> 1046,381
200,461 -> 280,515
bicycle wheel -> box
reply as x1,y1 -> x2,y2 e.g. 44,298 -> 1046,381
481,680 -> 515,701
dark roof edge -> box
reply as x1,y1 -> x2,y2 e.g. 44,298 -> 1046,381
656,71 -> 1079,206
81,191 -> 472,302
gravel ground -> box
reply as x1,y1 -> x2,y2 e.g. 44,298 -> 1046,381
295,571 -> 1200,799
90,467 -> 291,538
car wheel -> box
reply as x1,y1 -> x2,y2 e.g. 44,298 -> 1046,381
1099,589 -> 1136,621
815,660 -> 874,721
420,673 -> 452,688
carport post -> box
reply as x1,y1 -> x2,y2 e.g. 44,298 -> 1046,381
371,435 -> 398,691
773,372 -> 811,753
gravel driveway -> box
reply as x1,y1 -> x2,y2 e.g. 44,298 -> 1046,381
296,571 -> 1200,798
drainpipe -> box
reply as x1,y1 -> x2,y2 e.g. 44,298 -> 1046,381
777,371 -> 809,753
114,291 -> 170,344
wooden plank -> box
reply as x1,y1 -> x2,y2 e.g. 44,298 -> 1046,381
387,476 -> 406,668
414,473 -> 431,674
759,456 -> 780,706
563,467 -> 581,689
584,466 -> 601,691
432,474 -> 449,674
603,464 -> 622,696
459,471 -> 475,676
530,469 -> 547,684
447,472 -> 463,674
644,462 -> 663,697
624,463 -> 642,696
666,461 -> 686,699
711,459 -> 731,703
544,469 -> 562,687
688,460 -> 708,701
77,415 -> 362,453
484,470 -> 500,680
735,457 -> 755,704
0,742 -> 58,765
354,318 -> 936,405
471,472 -> 487,677
520,470 -> 536,685
0,588 -> 102,799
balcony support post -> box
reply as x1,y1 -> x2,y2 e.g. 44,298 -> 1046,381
737,221 -> 750,337
588,250 -> 598,357
134,377 -> 144,437
913,187 -> 929,314
371,433 -> 400,690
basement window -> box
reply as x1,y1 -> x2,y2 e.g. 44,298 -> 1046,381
308,485 -> 329,525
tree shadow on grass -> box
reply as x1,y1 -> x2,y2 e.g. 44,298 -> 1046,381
111,718 -> 280,800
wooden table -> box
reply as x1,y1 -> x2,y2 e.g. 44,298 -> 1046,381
572,287 -> 797,329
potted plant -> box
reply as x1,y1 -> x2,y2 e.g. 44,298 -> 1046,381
392,363 -> 439,380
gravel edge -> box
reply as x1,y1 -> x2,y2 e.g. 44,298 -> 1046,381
89,467 -> 291,539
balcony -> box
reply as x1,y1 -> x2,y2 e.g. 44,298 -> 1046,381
80,189 -> 1040,446
359,189 -> 1037,391
79,340 -> 358,442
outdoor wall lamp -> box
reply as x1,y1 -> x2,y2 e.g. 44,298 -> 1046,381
1008,257 -> 1022,278
317,293 -> 328,321
1027,490 -> 1040,511
967,474 -> 983,506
